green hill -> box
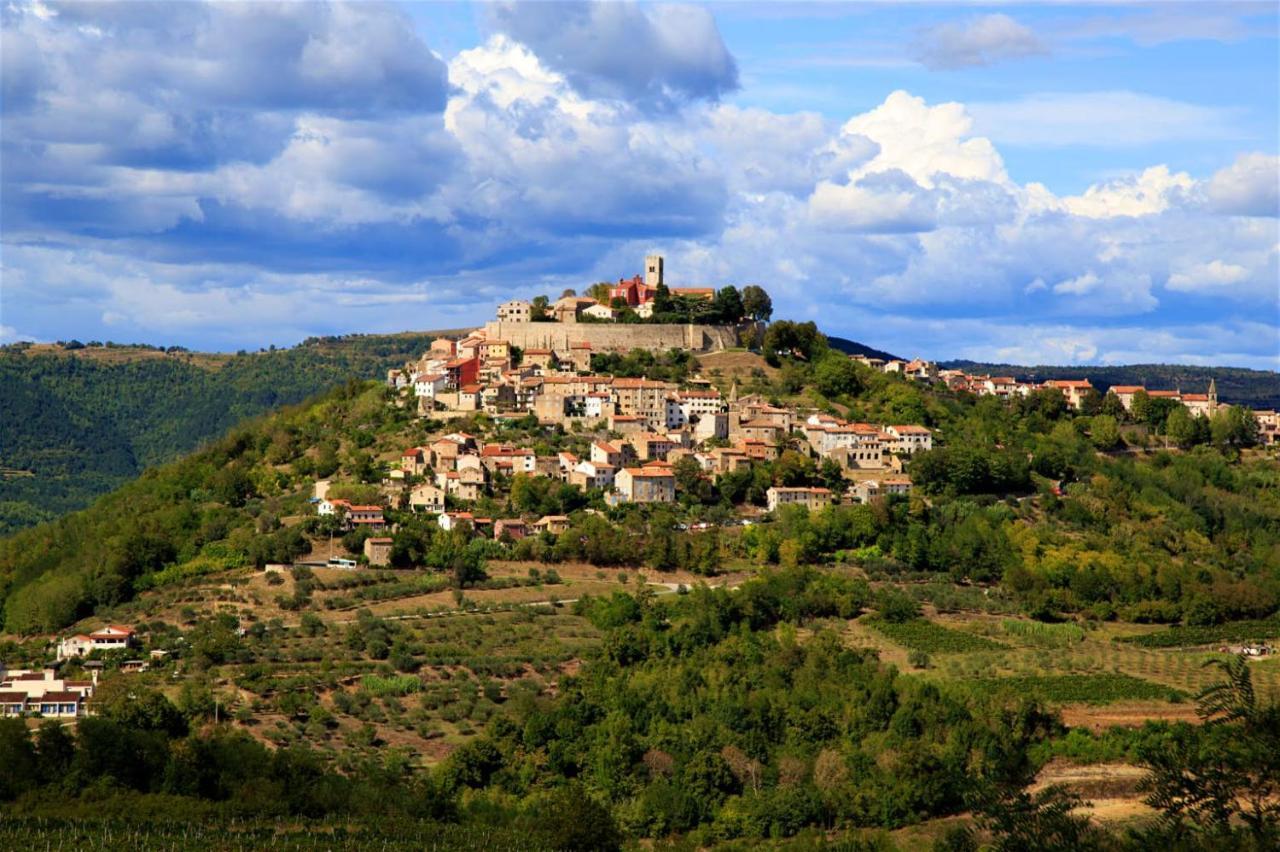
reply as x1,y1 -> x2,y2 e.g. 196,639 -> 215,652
0,334 -> 451,534
2,332 -> 1277,638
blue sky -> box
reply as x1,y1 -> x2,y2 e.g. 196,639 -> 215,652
2,1 -> 1277,367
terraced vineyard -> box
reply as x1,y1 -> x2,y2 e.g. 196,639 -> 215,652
1116,618 -> 1280,649
1000,618 -> 1086,647
847,612 -> 1280,707
865,616 -> 1007,653
965,673 -> 1183,704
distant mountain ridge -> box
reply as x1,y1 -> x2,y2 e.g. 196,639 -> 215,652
825,335 -> 901,362
941,360 -> 1280,409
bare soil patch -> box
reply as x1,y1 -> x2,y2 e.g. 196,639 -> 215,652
1060,702 -> 1201,731
695,350 -> 776,382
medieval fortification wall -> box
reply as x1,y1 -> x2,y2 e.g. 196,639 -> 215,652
480,321 -> 749,353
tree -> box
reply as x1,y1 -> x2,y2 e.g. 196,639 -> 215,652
652,282 -> 673,315
34,720 -> 74,786
741,285 -> 773,321
586,282 -> 612,303
1138,656 -> 1280,844
673,456 -> 713,505
1077,388 -> 1104,416
531,295 -> 550,321
1210,405 -> 1260,449
92,681 -> 188,736
0,719 -> 35,800
560,288 -> 577,299
762,320 -> 826,365
773,450 -> 816,487
972,785 -> 1105,852
875,587 -> 920,623
428,527 -> 488,588
1145,397 -> 1183,430
1022,388 -> 1067,420
1100,391 -> 1127,419
529,784 -> 623,851
819,458 -> 847,494
1088,415 -> 1121,450
1165,406 -> 1197,448
712,285 -> 744,323
813,353 -> 862,398
1130,389 -> 1153,423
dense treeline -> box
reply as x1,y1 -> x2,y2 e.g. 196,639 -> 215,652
0,334 -> 438,534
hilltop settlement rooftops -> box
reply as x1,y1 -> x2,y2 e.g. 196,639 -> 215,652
346,256 -> 1280,554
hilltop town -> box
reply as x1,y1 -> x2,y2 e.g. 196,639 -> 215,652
302,253 -> 1276,561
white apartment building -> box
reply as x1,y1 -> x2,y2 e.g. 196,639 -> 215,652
665,390 -> 725,429
766,486 -> 834,512
885,425 -> 933,454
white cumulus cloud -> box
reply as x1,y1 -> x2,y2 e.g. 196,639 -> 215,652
1167,260 -> 1252,292
1206,152 -> 1280,217
1,2 -> 1276,367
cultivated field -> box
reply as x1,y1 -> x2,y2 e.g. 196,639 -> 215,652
846,607 -> 1280,725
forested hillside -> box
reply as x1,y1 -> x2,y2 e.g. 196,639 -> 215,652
943,360 -> 1280,409
825,334 -> 900,362
0,335 -> 446,533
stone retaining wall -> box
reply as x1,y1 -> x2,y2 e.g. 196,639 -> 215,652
479,321 -> 748,353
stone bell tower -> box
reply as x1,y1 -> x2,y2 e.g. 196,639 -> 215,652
644,254 -> 664,288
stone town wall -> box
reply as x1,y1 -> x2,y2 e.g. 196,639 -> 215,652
480,321 -> 748,353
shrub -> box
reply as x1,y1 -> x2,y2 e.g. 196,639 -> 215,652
360,675 -> 421,697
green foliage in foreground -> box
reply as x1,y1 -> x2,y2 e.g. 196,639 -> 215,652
1,575 -> 1278,850
866,616 -> 1008,654
965,674 -> 1184,705
0,815 -> 545,852
1117,618 -> 1280,649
